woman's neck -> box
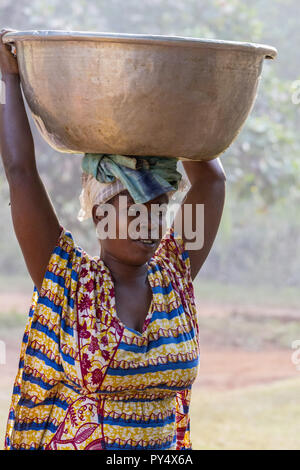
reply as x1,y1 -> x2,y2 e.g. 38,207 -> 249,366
100,250 -> 149,285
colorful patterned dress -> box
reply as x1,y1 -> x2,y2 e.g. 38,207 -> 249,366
5,226 -> 200,450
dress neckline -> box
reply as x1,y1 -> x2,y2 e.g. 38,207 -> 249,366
96,256 -> 155,337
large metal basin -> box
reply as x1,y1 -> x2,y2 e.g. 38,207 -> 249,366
2,30 -> 277,160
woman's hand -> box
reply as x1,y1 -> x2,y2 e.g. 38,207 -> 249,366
0,29 -> 19,77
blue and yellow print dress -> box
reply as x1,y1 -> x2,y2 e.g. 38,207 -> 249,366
5,226 -> 200,450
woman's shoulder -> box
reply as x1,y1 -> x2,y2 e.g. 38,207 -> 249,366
53,226 -> 84,258
41,226 -> 101,292
56,226 -> 99,264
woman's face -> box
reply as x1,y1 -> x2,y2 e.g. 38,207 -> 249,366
92,190 -> 169,265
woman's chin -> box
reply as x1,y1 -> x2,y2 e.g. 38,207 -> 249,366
122,238 -> 160,265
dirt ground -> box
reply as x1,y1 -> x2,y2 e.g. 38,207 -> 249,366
194,347 -> 297,390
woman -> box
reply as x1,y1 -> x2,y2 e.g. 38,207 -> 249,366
0,29 -> 226,450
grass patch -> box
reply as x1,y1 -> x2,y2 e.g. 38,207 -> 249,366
190,377 -> 300,450
0,382 -> 12,450
0,310 -> 28,331
0,275 -> 33,293
199,312 -> 300,350
194,279 -> 300,310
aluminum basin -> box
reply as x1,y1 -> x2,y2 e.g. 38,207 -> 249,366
2,30 -> 277,160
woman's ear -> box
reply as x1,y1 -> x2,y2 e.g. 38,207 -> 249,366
92,204 -> 100,226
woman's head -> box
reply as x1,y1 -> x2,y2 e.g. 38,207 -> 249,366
92,189 -> 169,266
77,153 -> 186,265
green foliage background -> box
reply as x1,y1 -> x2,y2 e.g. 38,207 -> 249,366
0,0 -> 299,289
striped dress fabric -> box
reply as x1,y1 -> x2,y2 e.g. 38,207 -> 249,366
5,226 -> 200,450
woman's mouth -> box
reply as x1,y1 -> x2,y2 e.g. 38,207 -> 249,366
132,238 -> 158,249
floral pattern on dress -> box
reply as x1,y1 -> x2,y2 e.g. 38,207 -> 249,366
5,226 -> 200,451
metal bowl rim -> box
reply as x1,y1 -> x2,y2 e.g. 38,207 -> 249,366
2,29 -> 277,58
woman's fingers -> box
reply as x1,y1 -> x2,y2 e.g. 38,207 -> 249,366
0,28 -> 19,76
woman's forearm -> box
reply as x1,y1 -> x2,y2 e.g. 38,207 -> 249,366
182,157 -> 226,186
0,73 -> 36,178
177,158 -> 226,279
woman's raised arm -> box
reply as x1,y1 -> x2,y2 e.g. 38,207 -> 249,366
174,158 -> 226,280
0,29 -> 61,293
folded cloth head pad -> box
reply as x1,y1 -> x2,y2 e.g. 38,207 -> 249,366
77,173 -> 125,222
77,153 -> 182,222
